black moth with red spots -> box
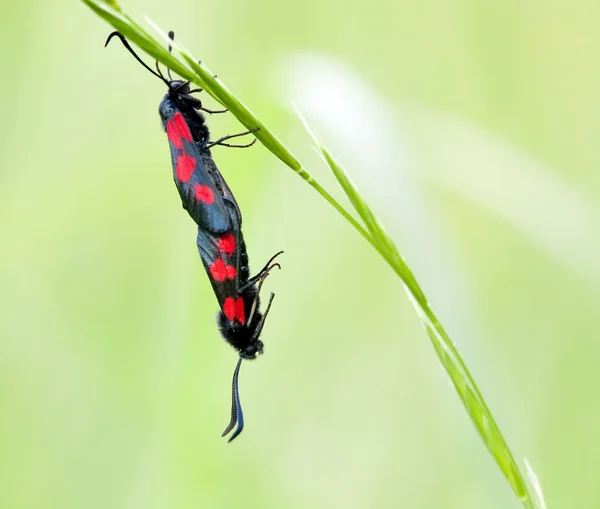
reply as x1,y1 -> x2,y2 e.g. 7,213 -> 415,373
105,32 -> 282,442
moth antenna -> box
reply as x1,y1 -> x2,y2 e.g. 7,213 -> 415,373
154,61 -> 167,82
167,31 -> 175,81
105,31 -> 168,86
260,250 -> 284,273
222,356 -> 244,442
241,250 -> 284,292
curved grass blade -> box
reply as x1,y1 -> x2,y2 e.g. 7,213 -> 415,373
300,117 -> 535,508
82,3 -> 540,506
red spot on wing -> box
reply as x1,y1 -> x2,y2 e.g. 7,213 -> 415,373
166,112 -> 193,150
223,297 -> 235,321
218,233 -> 236,255
209,259 -> 238,282
235,298 -> 246,324
194,184 -> 215,204
176,153 -> 196,182
223,297 -> 245,324
167,122 -> 182,149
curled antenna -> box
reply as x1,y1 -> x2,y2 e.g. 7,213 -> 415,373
257,250 -> 284,277
222,356 -> 244,442
105,31 -> 169,86
241,250 -> 284,292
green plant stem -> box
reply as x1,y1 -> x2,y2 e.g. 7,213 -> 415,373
82,1 -> 539,506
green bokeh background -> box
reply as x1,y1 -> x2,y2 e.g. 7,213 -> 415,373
1,1 -> 598,507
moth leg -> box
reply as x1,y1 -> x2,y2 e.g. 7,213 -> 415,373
201,107 -> 229,115
246,291 -> 275,338
205,127 -> 260,149
214,139 -> 257,149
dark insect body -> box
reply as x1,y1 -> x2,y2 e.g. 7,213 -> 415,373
105,31 -> 282,442
194,152 -> 282,441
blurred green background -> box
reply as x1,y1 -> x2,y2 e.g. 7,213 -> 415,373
1,0 -> 598,507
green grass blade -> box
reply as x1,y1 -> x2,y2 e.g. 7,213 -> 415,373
83,3 -> 540,507
296,110 -> 426,302
145,19 -> 303,174
302,121 -> 535,508
82,0 -> 376,258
